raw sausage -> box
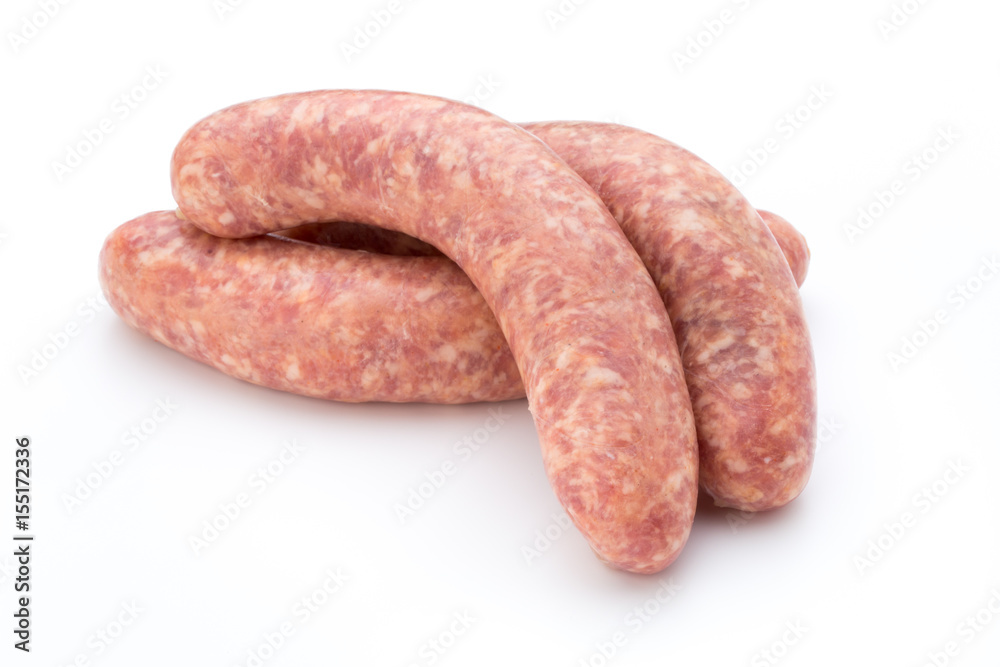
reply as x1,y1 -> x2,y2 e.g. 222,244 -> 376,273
524,122 -> 816,512
170,91 -> 699,574
99,210 -> 523,404
170,92 -> 698,573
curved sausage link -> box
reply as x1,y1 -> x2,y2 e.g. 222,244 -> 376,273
170,91 -> 698,574
523,122 -> 816,512
99,210 -> 523,404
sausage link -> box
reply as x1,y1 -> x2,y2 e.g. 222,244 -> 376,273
756,210 -> 810,287
99,210 -> 523,403
169,91 -> 699,574
523,122 -> 815,511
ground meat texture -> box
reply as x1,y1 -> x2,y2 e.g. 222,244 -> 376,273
169,91 -> 699,574
523,122 -> 816,512
99,210 -> 523,404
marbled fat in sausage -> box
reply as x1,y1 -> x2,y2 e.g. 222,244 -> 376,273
524,122 -> 816,512
170,91 -> 699,573
99,210 -> 522,404
109,114 -> 817,516
101,205 -> 809,405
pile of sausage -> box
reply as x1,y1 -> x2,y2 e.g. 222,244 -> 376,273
99,90 -> 816,574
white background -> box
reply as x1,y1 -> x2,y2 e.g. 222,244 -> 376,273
3,0 -> 1000,665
